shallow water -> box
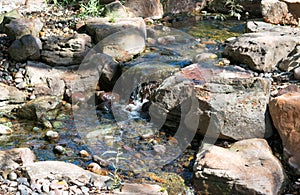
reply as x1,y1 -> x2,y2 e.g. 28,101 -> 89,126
0,18 -> 246,185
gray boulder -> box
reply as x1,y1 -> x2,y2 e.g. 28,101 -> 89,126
0,83 -> 26,104
223,31 -> 300,72
153,63 -> 272,140
8,34 -> 42,62
41,33 -> 92,66
85,17 -> 146,43
193,139 -> 285,195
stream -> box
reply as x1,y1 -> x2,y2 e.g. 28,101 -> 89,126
0,18 -> 245,189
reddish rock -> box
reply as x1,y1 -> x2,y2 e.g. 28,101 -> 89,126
261,0 -> 299,25
193,139 -> 285,194
269,92 -> 300,173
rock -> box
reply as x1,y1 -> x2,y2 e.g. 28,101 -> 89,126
223,31 -> 300,72
41,33 -> 92,66
21,161 -> 111,189
95,28 -> 145,61
207,0 -> 262,17
161,0 -> 203,14
86,162 -> 102,174
124,0 -> 164,19
8,34 -> 41,62
153,63 -> 272,140
82,53 -> 121,91
0,148 -> 36,172
193,139 -> 285,194
0,9 -> 23,32
79,150 -> 90,157
46,130 -> 59,140
8,172 -> 17,181
269,92 -> 300,174
4,17 -> 43,40
0,83 -> 26,104
246,20 -> 300,34
193,52 -> 218,63
115,183 -> 168,195
104,1 -> 132,18
85,17 -> 146,44
261,0 -> 299,25
278,44 -> 300,72
25,61 -> 66,98
0,124 -> 13,135
0,0 -> 47,13
17,96 -> 62,120
294,66 -> 300,80
53,145 -> 66,154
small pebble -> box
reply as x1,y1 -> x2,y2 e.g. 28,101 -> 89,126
8,172 -> 17,181
79,150 -> 90,157
46,130 -> 59,140
53,145 -> 66,154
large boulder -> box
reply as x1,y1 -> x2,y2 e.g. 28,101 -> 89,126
223,31 -> 300,72
193,139 -> 285,194
124,0 -> 164,19
41,33 -> 92,66
261,0 -> 300,25
17,95 -> 62,120
153,63 -> 272,140
4,17 -> 43,40
85,17 -> 146,43
94,28 -> 145,62
8,34 -> 42,62
269,92 -> 300,174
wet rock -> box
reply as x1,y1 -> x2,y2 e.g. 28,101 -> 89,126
46,130 -> 59,141
261,0 -> 299,25
4,17 -> 43,40
21,161 -> 111,189
8,34 -> 41,62
223,31 -> 300,72
86,162 -> 102,174
115,183 -> 168,195
53,145 -> 66,155
85,17 -> 146,44
193,139 -> 285,194
94,28 -> 145,62
0,148 -> 36,172
8,172 -> 17,181
124,0 -> 164,19
269,92 -> 300,174
0,124 -> 13,135
41,33 -> 92,66
17,96 -> 62,120
79,150 -> 90,158
153,63 -> 272,140
193,52 -> 218,63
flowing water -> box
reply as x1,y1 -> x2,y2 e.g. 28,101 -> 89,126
0,18 -> 245,186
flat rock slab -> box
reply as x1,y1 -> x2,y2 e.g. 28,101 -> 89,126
269,92 -> 300,174
21,161 -> 111,189
223,31 -> 300,72
114,183 -> 168,195
193,138 -> 285,195
153,63 -> 272,140
0,83 -> 26,104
